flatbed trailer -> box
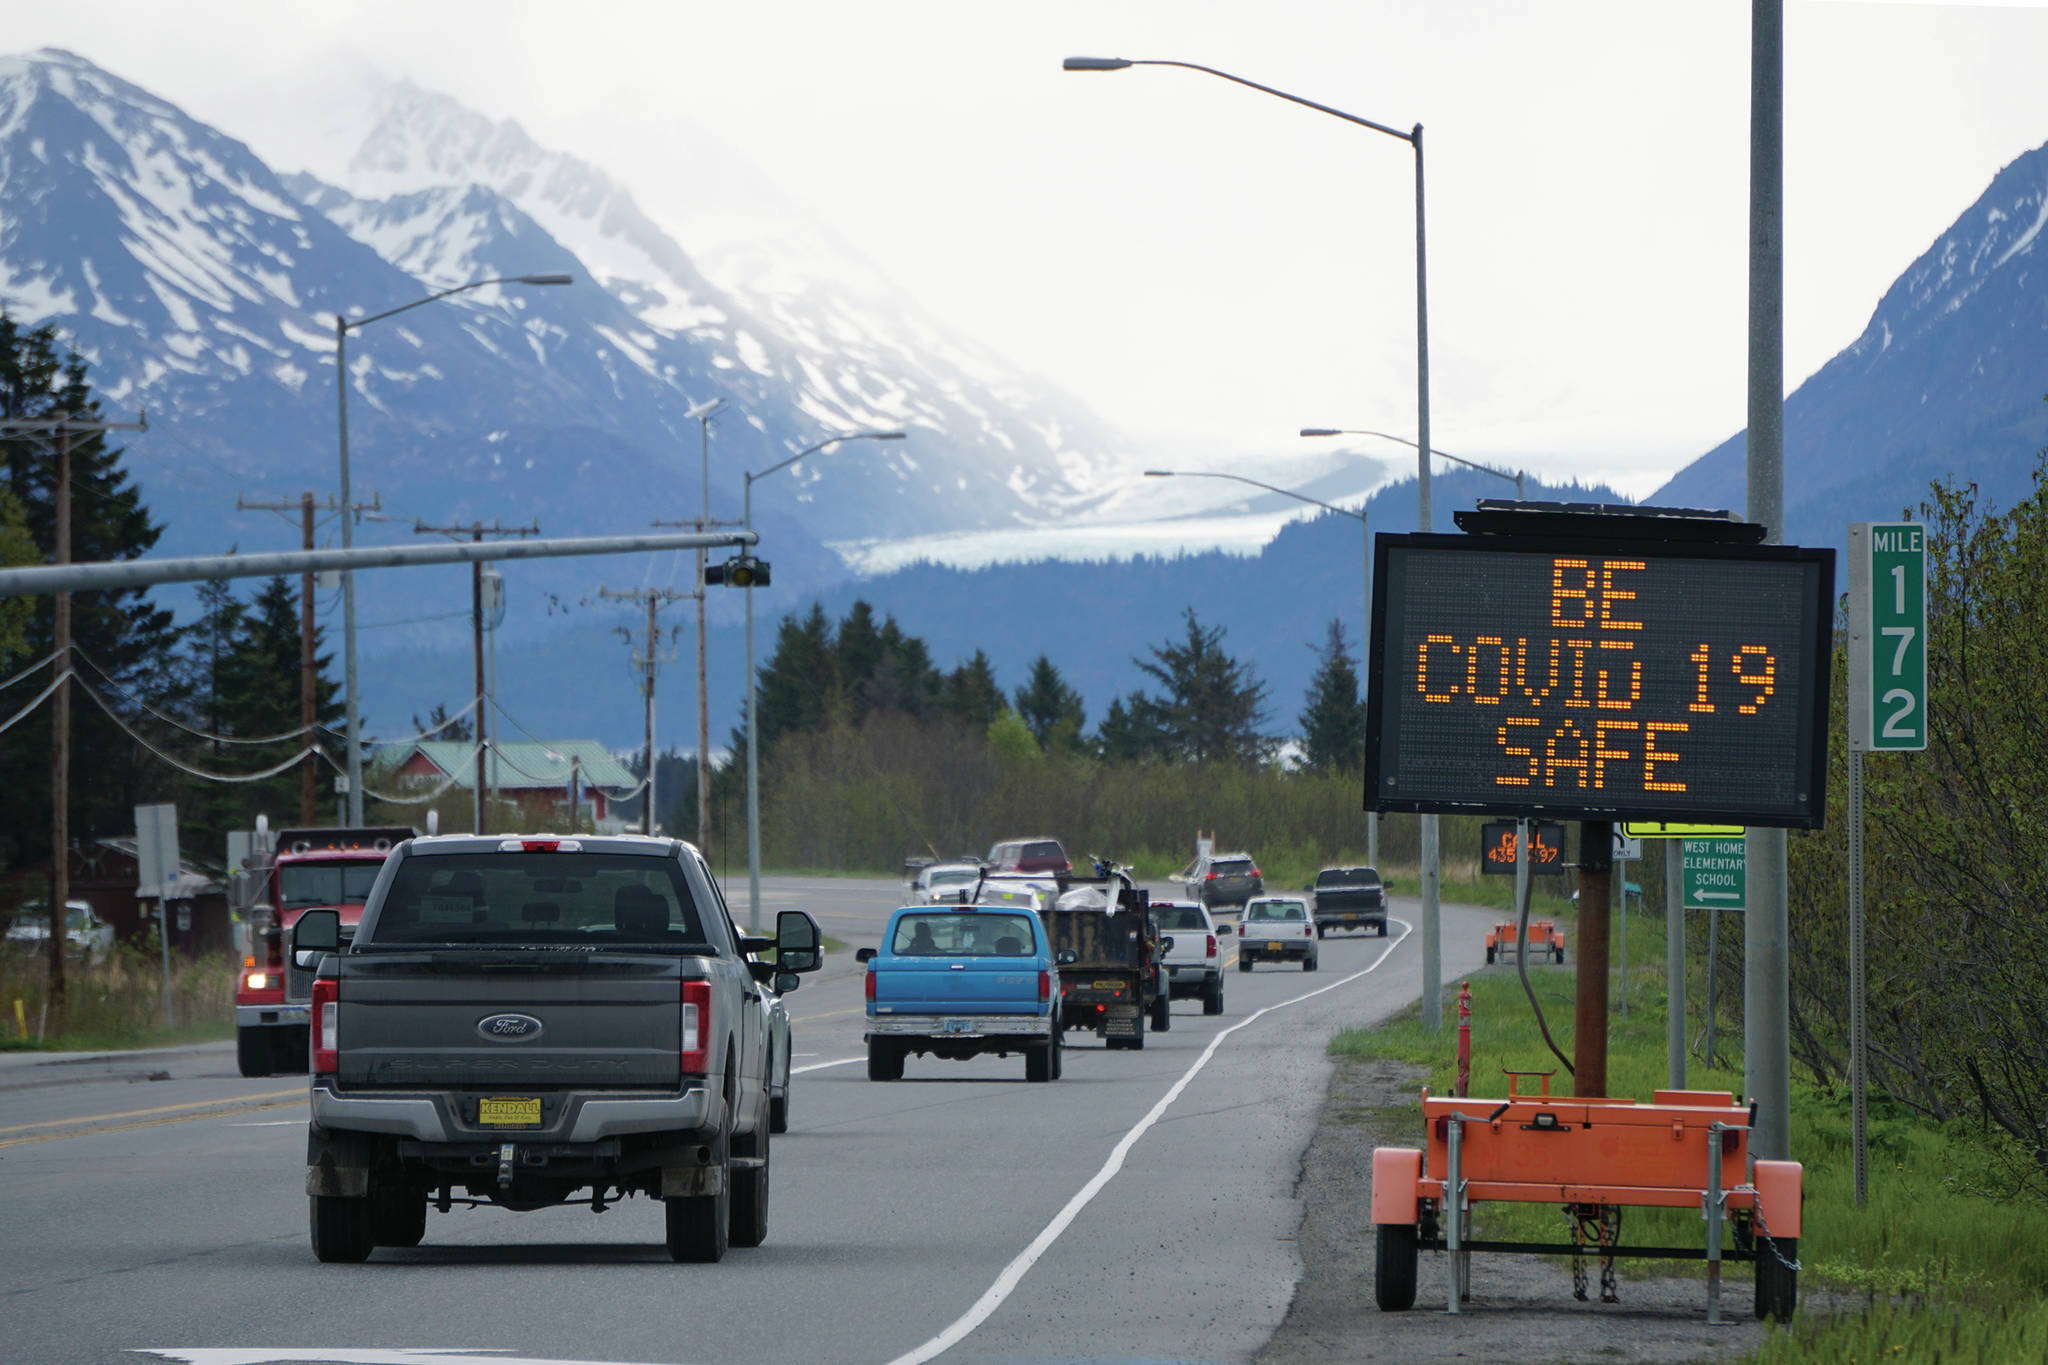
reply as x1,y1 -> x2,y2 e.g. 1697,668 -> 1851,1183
1485,917 -> 1566,965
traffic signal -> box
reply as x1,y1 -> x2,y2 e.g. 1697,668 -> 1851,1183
705,556 -> 770,588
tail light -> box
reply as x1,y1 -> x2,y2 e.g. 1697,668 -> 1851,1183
1205,871 -> 1218,881
311,977 -> 338,1074
1250,866 -> 1262,879
865,969 -> 876,1002
1038,970 -> 1051,1002
1206,934 -> 1217,959
680,980 -> 711,1076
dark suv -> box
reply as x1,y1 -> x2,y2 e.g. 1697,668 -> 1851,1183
1196,853 -> 1263,908
985,838 -> 1072,877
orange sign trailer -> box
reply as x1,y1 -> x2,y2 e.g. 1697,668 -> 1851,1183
1483,917 -> 1566,965
1371,1078 -> 1801,1322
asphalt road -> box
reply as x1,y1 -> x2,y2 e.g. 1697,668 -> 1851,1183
0,874 -> 1506,1365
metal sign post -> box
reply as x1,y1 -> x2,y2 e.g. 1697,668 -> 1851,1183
1846,520 -> 1927,1206
135,803 -> 179,1027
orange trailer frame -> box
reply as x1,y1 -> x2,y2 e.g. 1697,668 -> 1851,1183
1370,1081 -> 1801,1322
1484,917 -> 1566,965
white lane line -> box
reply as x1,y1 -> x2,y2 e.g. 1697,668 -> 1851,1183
790,1057 -> 862,1075
884,922 -> 1413,1365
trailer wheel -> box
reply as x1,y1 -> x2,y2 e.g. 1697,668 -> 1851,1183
866,1038 -> 904,1082
309,1195 -> 374,1263
1375,1222 -> 1419,1310
1485,945 -> 1496,965
1150,993 -> 1171,1032
1755,1237 -> 1798,1322
1555,945 -> 1566,964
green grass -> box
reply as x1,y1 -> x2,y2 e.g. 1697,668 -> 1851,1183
1334,934 -> 2048,1359
1,943 -> 238,1051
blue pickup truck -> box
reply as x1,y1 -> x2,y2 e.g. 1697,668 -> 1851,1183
856,903 -> 1072,1082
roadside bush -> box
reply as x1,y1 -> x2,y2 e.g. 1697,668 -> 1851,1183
0,938 -> 235,1048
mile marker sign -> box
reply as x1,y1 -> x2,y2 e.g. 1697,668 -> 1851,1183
1848,522 -> 1927,752
1682,837 -> 1746,910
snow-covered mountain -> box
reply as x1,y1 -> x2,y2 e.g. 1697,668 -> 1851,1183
1653,137 -> 2048,544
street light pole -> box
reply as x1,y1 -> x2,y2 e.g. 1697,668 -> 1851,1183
333,272 -> 572,825
742,429 -> 906,932
1301,427 -> 1526,502
1069,54 -> 1443,1029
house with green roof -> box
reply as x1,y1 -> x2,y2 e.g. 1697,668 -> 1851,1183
376,740 -> 641,830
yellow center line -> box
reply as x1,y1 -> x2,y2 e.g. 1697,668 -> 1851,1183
0,1095 -> 307,1149
0,1086 -> 302,1136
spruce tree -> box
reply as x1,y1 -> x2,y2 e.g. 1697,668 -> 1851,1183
1013,654 -> 1086,751
753,603 -> 836,759
942,650 -> 1006,730
1299,619 -> 1366,773
1131,608 -> 1273,763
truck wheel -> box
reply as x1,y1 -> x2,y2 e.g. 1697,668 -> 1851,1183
1755,1237 -> 1798,1321
309,1195 -> 374,1263
1304,952 -> 1318,972
1378,921 -> 1389,938
1375,1222 -> 1419,1310
276,1024 -> 310,1074
1050,1025 -> 1064,1079
1025,1040 -> 1054,1082
1316,923 -> 1327,939
1238,956 -> 1253,973
866,1038 -> 904,1082
370,1186 -> 427,1249
237,1028 -> 273,1078
1150,993 -> 1171,1032
730,1127 -> 769,1249
769,1089 -> 789,1134
1203,977 -> 1224,1016
666,1104 -> 730,1263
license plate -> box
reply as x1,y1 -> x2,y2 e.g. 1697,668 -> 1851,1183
1267,941 -> 1284,952
478,1096 -> 542,1127
943,1017 -> 974,1034
1092,979 -> 1124,992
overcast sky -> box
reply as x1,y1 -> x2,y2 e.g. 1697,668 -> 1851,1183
9,0 -> 2048,500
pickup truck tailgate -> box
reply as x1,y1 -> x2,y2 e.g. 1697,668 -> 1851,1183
334,953 -> 687,1089
871,960 -> 1042,1016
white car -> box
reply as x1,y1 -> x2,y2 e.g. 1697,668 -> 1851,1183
915,861 -> 984,903
5,899 -> 113,954
1239,896 -> 1318,971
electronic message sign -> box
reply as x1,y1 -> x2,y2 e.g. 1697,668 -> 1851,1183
1365,534 -> 1835,827
1480,820 -> 1568,875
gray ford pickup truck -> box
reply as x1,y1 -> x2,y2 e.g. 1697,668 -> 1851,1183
290,833 -> 821,1265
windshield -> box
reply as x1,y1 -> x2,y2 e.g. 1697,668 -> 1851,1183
892,912 -> 1036,956
366,852 -> 707,947
1246,900 -> 1307,921
925,867 -> 979,890
280,861 -> 385,910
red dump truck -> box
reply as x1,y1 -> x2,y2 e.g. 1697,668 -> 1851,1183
233,822 -> 414,1076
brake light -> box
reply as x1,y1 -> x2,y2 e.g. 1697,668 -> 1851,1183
1038,970 -> 1051,1002
1206,934 -> 1217,959
865,969 -> 876,1002
311,977 -> 338,1074
680,980 -> 711,1076
1250,866 -> 1261,879
1205,871 -> 1218,881
522,840 -> 559,852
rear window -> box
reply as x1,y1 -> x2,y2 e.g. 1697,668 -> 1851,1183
1245,900 -> 1307,921
1024,841 -> 1064,861
1211,857 -> 1254,873
892,912 -> 1037,956
1318,868 -> 1381,887
364,852 -> 706,947
1158,905 -> 1209,931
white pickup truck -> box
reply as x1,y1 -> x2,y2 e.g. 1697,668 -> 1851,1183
1152,899 -> 1227,1014
1238,896 -> 1318,972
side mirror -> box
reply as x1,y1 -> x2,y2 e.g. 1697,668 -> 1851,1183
855,946 -> 878,965
775,910 -> 823,972
291,908 -> 340,968
739,935 -> 775,957
1055,949 -> 1078,966
1216,923 -> 1234,936
775,970 -> 802,994
1158,936 -> 1175,954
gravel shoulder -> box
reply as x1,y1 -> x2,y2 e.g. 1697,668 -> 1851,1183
1260,1054 -> 1817,1365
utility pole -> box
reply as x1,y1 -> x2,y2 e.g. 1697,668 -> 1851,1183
658,394 -> 736,852
413,520 -> 540,833
0,413 -> 147,1021
597,586 -> 692,835
238,491 -> 351,823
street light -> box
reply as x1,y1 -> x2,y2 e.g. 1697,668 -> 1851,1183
334,272 -> 573,826
1301,427 -> 1524,501
741,428 -> 906,931
686,397 -> 726,854
1145,468 -> 1377,870
1069,54 -> 1447,1029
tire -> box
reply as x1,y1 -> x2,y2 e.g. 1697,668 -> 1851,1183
1238,956 -> 1253,973
275,1025 -> 309,1074
1304,952 -> 1318,973
867,1038 -> 904,1082
1203,977 -> 1224,1016
237,1028 -> 273,1079
1375,1222 -> 1419,1311
769,1089 -> 789,1134
1755,1237 -> 1798,1322
1316,923 -> 1328,939
370,1186 -> 427,1249
1485,945 -> 1496,965
666,1102 -> 731,1263
730,1125 -> 769,1249
1150,993 -> 1171,1032
309,1195 -> 374,1263
1026,1039 -> 1053,1082
1378,921 -> 1389,938
1049,1022 -> 1064,1079
1555,946 -> 1566,965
